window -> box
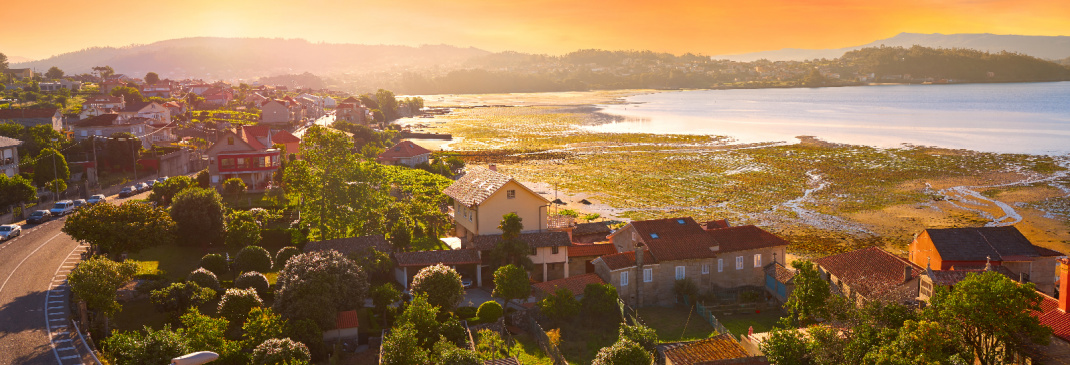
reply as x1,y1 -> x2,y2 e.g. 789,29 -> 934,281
80,130 -> 87,137
702,264 -> 710,274
237,158 -> 247,167
675,266 -> 685,280
95,130 -> 102,136
507,190 -> 516,199
754,254 -> 762,267
530,247 -> 537,256
736,256 -> 744,270
677,219 -> 686,224
227,137 -> 234,145
552,246 -> 559,254
718,259 -> 723,272
621,271 -> 629,286
644,268 -> 652,282
650,233 -> 659,239
221,158 -> 234,168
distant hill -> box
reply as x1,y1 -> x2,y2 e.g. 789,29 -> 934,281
713,33 -> 1070,62
11,37 -> 490,81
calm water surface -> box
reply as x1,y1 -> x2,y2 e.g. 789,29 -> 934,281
592,82 -> 1070,155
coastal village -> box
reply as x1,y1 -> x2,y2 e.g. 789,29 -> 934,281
1,65 -> 1069,365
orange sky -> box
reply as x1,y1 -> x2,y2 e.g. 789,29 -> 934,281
3,0 -> 1069,60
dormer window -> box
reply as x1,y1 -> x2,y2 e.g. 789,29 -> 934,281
650,233 -> 659,239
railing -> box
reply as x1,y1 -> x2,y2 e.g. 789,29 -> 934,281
683,295 -> 732,337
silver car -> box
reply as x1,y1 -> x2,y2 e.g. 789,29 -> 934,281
0,224 -> 21,241
87,194 -> 106,204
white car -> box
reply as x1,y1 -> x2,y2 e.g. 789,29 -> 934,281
0,225 -> 21,241
49,200 -> 76,216
87,194 -> 106,205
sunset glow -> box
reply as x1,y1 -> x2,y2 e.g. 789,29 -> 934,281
4,0 -> 1070,60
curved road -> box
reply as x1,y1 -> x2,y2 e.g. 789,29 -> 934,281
0,190 -> 148,364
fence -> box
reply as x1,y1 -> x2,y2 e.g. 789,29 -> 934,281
617,298 -> 646,327
525,316 -> 568,365
683,295 -> 733,337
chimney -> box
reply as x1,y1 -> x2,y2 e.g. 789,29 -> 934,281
1059,258 -> 1069,313
488,164 -> 497,172
904,264 -> 912,283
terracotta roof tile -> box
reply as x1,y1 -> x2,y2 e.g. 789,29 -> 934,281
271,130 -> 301,144
568,243 -> 618,257
706,225 -> 789,253
1035,294 -> 1070,342
630,217 -> 720,261
924,226 -> 1059,261
926,266 -> 1017,286
532,273 -> 606,297
573,222 -> 611,237
598,250 -> 656,271
0,108 -> 58,119
660,334 -> 753,364
335,310 -> 359,329
304,235 -> 392,256
72,114 -> 121,127
442,167 -> 513,207
705,219 -> 731,229
764,262 -> 796,284
471,231 -> 571,251
814,247 -> 922,301
393,249 -> 481,267
378,141 -> 432,159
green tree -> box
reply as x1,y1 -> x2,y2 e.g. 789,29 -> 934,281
476,301 -> 503,323
618,324 -> 658,353
217,288 -> 263,324
349,248 -> 394,284
148,175 -> 194,206
199,253 -> 229,276
760,323 -> 813,365
275,246 -> 301,270
223,177 -> 247,197
371,283 -> 400,327
926,270 -> 1051,365
537,287 -> 580,323
396,293 -> 442,348
63,201 -> 176,255
150,282 -> 216,316
92,65 -> 115,79
187,268 -> 222,292
110,85 -> 143,103
488,213 -> 533,268
592,339 -> 653,365
581,283 -> 620,323
226,218 -> 263,251
242,307 -> 289,351
235,271 -> 271,298
44,179 -> 66,194
388,219 -> 413,252
103,325 -> 189,365
475,328 -> 508,361
0,174 -> 36,207
376,89 -> 399,120
273,250 -> 369,329
169,188 -> 226,247
251,338 -> 311,365
785,260 -> 830,324
435,338 -> 481,365
195,168 -> 210,188
410,264 -> 465,312
492,264 -> 530,317
179,308 -> 243,363
33,147 -> 69,187
45,66 -> 64,80
144,72 -> 160,85
864,320 -> 962,365
381,322 -> 429,365
68,256 -> 138,332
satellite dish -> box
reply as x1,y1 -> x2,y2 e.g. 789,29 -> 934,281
171,351 -> 219,365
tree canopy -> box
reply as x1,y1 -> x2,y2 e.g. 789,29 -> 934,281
63,201 -> 176,254
68,256 -> 138,319
410,264 -> 465,312
492,264 -> 530,315
273,250 -> 369,329
169,187 -> 226,247
33,147 -> 69,187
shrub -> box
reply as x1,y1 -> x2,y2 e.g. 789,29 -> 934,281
619,324 -> 659,353
217,288 -> 263,324
150,282 -> 216,315
223,177 -> 247,196
235,271 -> 271,298
456,306 -> 478,320
592,339 -> 653,365
273,251 -> 369,330
225,219 -> 262,251
275,246 -> 301,270
235,245 -> 273,274
187,267 -> 221,292
476,301 -> 503,323
251,337 -> 311,365
199,253 -> 228,276
410,264 -> 465,312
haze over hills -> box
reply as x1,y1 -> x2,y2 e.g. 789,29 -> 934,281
11,37 -> 489,81
713,33 -> 1070,62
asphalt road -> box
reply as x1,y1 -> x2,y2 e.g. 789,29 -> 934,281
0,190 -> 149,365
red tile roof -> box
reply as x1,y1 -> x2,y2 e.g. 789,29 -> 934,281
393,249 -> 481,267
378,141 -> 432,159
706,225 -> 789,253
568,243 -> 618,257
660,334 -> 754,364
532,273 -> 606,297
442,167 -> 515,207
814,247 -> 922,301
765,261 -> 797,284
0,108 -> 58,119
335,310 -> 359,329
922,226 -> 1062,262
631,217 -> 720,261
705,219 -> 731,229
271,130 -> 301,144
598,250 -> 656,271
1035,294 -> 1070,342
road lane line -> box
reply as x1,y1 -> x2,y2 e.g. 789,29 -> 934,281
0,233 -> 63,297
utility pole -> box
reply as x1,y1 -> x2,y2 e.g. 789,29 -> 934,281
50,138 -> 59,200
119,137 -> 138,182
90,136 -> 99,187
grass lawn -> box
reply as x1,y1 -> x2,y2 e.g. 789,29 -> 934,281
555,322 -> 618,365
127,245 -> 209,279
112,300 -> 170,332
718,309 -> 787,336
510,333 -> 555,365
638,305 -> 717,342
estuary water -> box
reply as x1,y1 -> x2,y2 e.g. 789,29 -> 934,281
592,82 -> 1070,155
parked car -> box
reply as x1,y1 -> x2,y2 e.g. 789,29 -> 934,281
50,200 -> 76,216
0,224 -> 21,241
156,177 -> 168,184
87,194 -> 106,204
27,210 -> 51,224
136,182 -> 149,192
461,276 -> 473,289
119,186 -> 136,197
72,199 -> 87,209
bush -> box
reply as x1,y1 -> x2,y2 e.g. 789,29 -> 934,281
223,177 -> 247,196
150,282 -> 216,315
476,301 -> 503,323
251,337 -> 311,365
235,271 -> 271,298
592,339 -> 653,365
225,219 -> 262,251
619,324 -> 659,353
186,268 -> 221,292
275,246 -> 301,270
456,306 -> 478,320
235,245 -> 273,273
199,253 -> 228,276
410,264 -> 465,312
217,288 -> 263,324
273,251 -> 369,330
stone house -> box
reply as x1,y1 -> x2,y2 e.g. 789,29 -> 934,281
393,249 -> 482,289
70,114 -> 155,148
1022,258 -> 1070,364
260,99 -> 292,125
567,243 -> 618,276
472,231 -> 571,283
908,226 -> 1064,295
814,246 -> 923,305
596,217 -> 789,306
